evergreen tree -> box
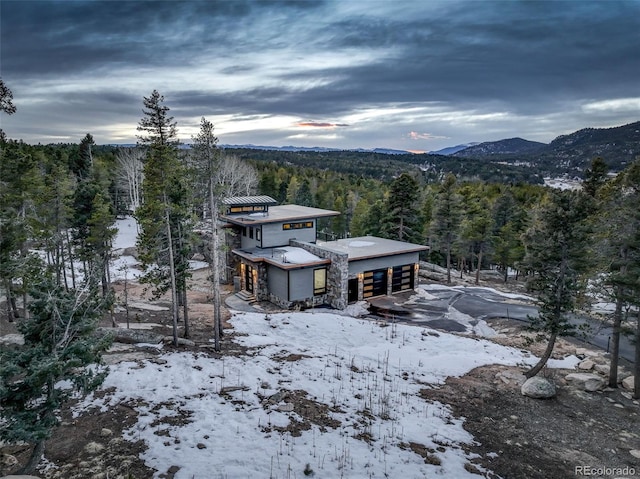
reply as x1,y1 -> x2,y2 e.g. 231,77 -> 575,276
460,195 -> 493,284
190,117 -> 223,350
521,189 -> 592,378
295,179 -> 314,206
349,198 -> 370,237
598,159 -> 640,395
583,157 -> 608,197
431,174 -> 462,283
0,268 -> 112,474
491,189 -> 525,282
381,173 -> 423,243
136,90 -> 191,344
0,77 -> 16,142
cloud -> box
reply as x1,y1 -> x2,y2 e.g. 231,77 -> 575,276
1,0 -> 639,149
297,122 -> 349,128
406,132 -> 450,141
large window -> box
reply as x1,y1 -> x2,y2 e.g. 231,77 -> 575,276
314,268 -> 327,295
283,221 -> 313,230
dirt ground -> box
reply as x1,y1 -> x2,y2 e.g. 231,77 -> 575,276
1,271 -> 639,479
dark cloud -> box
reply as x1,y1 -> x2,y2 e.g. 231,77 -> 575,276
1,0 -> 638,148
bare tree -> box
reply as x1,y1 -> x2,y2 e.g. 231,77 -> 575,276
116,147 -> 144,212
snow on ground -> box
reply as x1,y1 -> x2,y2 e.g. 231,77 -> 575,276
76,310 -> 578,479
112,216 -> 140,250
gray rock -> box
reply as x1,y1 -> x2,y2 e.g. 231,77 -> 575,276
84,442 -> 105,454
565,373 -> 606,392
97,327 -> 163,345
630,450 -> 640,459
0,334 -> 24,347
278,403 -> 295,412
163,337 -> 196,347
577,359 -> 595,370
622,375 -> 635,391
521,376 -> 557,399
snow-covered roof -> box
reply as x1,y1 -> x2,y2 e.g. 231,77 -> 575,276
318,235 -> 428,260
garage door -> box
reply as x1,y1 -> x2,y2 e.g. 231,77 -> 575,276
391,264 -> 414,292
363,269 -> 388,298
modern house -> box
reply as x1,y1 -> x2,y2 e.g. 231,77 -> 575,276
221,196 -> 427,310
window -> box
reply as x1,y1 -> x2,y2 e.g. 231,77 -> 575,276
314,268 -> 327,295
228,205 -> 267,214
283,221 -> 314,230
256,228 -> 261,241
242,227 -> 247,237
249,227 -> 254,239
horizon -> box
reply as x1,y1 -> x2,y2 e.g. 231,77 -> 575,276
1,1 -> 639,151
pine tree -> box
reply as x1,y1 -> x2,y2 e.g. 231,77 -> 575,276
0,268 -> 112,474
190,117 -> 223,351
598,159 -> 640,395
381,173 -> 423,243
135,90 -> 191,344
0,77 -> 16,142
521,189 -> 592,378
190,118 -> 258,351
431,174 -> 462,283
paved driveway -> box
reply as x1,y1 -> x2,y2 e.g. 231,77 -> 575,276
368,284 -> 636,363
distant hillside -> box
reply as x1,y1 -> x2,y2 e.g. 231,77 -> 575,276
430,143 -> 479,155
542,121 -> 640,171
451,121 -> 640,175
454,138 -> 547,157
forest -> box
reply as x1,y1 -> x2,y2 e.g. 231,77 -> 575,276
1,85 -> 640,474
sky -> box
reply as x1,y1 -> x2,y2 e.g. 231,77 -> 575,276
1,0 -> 639,152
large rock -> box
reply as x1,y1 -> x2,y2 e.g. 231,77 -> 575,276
565,373 -> 606,392
577,359 -> 595,370
622,375 -> 635,391
521,376 -> 557,399
96,327 -> 163,345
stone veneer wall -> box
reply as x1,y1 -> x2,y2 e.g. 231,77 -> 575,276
290,240 -> 349,309
225,226 -> 243,283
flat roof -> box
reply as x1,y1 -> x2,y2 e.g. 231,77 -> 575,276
221,204 -> 340,225
317,236 -> 428,261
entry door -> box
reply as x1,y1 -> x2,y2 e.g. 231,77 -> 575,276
348,278 -> 359,303
245,264 -> 254,293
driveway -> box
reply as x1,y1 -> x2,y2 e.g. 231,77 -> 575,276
368,284 -> 636,363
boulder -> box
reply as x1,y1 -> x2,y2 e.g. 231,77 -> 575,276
622,375 -> 635,391
97,327 -> 163,345
521,376 -> 557,399
577,359 -> 595,371
565,373 -> 606,392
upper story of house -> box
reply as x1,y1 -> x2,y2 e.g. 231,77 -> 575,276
221,196 -> 340,250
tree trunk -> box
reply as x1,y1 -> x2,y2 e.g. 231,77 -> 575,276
210,192 -> 221,351
65,229 -> 76,289
445,241 -> 452,284
165,205 -> 179,347
475,248 -> 483,285
634,313 -> 640,400
608,292 -> 623,388
525,332 -> 558,378
18,440 -> 45,475
182,285 -> 190,339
